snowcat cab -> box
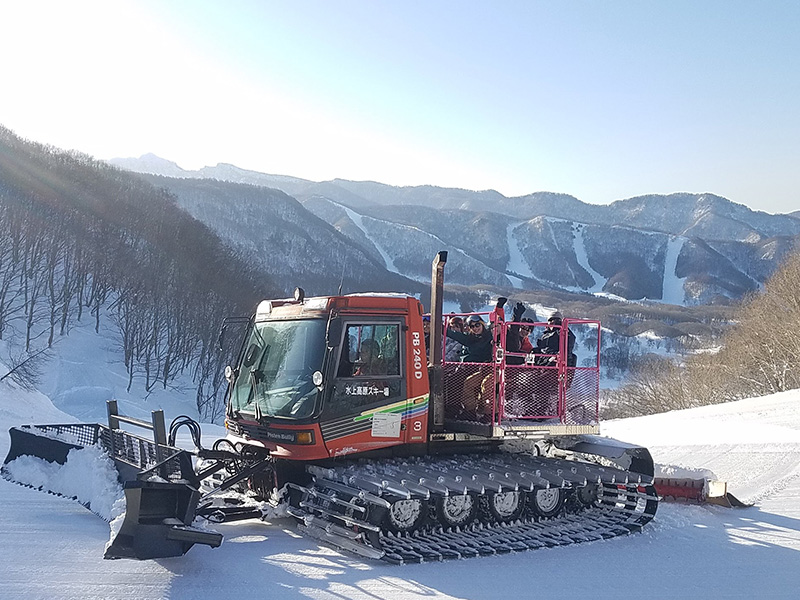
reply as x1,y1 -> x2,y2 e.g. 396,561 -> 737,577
221,292 -> 431,466
3,251 -> 659,564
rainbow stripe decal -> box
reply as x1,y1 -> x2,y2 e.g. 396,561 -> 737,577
319,394 -> 429,442
353,394 -> 429,423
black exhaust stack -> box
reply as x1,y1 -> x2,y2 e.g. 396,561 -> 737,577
429,251 -> 447,429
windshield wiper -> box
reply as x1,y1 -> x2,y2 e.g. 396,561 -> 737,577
250,369 -> 263,421
249,343 -> 276,419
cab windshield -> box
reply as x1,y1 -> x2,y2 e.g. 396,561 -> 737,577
229,318 -> 326,420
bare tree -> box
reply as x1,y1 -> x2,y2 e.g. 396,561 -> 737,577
0,345 -> 51,390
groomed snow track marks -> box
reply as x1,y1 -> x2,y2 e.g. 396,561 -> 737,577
289,454 -> 659,564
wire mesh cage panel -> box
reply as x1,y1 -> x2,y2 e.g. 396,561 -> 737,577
563,367 -> 599,425
500,318 -> 600,424
561,320 -> 600,425
99,427 -> 184,479
9,423 -> 185,482
503,365 -> 559,419
442,362 -> 496,422
22,423 -> 101,447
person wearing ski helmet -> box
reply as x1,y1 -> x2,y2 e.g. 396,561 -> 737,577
446,314 -> 492,363
533,311 -> 575,365
446,314 -> 494,419
444,315 -> 465,363
528,311 -> 577,418
422,315 -> 431,360
505,301 -> 533,365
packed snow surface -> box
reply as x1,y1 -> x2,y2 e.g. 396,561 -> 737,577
2,376 -> 800,598
505,222 -> 537,284
571,223 -> 606,293
658,236 -> 688,305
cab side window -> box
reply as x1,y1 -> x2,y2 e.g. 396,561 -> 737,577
325,322 -> 404,419
340,324 -> 400,378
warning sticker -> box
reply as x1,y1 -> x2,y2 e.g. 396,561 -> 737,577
371,412 -> 401,438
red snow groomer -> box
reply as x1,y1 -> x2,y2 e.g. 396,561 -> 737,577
3,252 -> 659,563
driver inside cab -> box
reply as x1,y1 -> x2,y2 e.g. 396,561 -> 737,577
353,338 -> 388,376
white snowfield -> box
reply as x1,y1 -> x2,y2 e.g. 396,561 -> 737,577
1,384 -> 799,599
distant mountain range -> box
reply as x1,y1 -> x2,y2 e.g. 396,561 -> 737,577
110,154 -> 800,305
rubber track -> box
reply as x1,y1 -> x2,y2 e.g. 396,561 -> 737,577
290,453 -> 659,564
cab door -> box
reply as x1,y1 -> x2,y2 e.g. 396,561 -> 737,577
319,319 -> 409,456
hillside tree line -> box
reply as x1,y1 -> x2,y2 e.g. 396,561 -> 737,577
0,127 -> 275,420
603,248 -> 800,417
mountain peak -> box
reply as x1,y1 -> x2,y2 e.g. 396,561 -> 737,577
108,153 -> 189,177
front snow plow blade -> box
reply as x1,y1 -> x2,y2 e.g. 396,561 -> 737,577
2,406 -> 225,560
5,424 -> 93,466
2,423 -> 113,515
105,480 -> 222,559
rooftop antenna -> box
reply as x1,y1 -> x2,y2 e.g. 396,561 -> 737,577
337,262 -> 346,295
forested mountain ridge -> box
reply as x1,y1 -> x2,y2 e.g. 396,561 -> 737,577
140,175 -> 426,297
113,155 -> 800,239
3,128 -> 786,411
116,156 -> 799,305
0,127 -> 275,418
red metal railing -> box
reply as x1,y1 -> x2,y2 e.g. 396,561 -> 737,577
441,314 -> 601,426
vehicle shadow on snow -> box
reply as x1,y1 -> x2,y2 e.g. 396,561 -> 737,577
161,506 -> 800,600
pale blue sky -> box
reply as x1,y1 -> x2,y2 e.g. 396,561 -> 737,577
2,1 -> 798,213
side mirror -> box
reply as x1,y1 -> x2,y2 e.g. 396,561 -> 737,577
218,315 -> 250,351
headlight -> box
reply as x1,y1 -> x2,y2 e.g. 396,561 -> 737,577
295,431 -> 314,445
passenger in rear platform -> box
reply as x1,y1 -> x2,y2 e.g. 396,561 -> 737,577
444,315 -> 466,364
506,320 -> 534,365
446,315 -> 493,419
532,312 -> 575,366
445,314 -> 493,363
422,315 -> 431,360
504,303 -> 536,417
529,312 -> 576,418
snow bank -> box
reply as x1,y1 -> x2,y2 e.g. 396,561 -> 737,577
604,389 -> 800,502
604,389 -> 800,448
3,445 -> 124,521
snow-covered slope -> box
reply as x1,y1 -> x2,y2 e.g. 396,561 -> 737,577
2,369 -> 800,598
30,315 -> 202,425
604,390 -> 800,504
